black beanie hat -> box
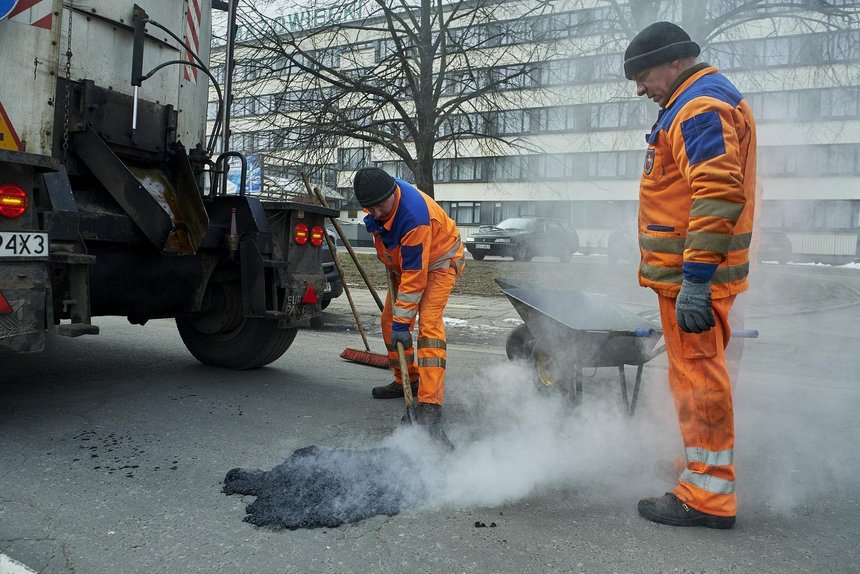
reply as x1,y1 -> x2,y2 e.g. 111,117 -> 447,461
624,22 -> 700,80
353,167 -> 397,208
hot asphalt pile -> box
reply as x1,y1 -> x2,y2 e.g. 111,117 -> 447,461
223,445 -> 427,529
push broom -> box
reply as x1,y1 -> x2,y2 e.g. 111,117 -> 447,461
302,174 -> 388,369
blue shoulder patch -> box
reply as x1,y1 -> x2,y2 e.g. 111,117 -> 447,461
681,110 -> 726,165
654,72 -> 744,136
373,179 -> 431,250
390,179 -> 430,244
400,244 -> 424,271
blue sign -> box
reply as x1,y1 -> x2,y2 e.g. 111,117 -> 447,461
0,0 -> 19,21
226,154 -> 263,195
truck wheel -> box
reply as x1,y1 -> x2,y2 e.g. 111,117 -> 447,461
471,252 -> 486,261
175,283 -> 298,369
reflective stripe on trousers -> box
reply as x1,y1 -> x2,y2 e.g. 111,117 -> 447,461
658,292 -> 738,517
381,266 -> 457,404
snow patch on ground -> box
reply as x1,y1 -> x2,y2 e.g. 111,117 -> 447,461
503,317 -> 524,325
443,317 -> 469,327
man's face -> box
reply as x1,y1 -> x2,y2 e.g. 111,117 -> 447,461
366,192 -> 397,220
633,60 -> 682,107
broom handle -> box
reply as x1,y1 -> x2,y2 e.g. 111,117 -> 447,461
324,227 -> 372,352
301,173 -> 385,312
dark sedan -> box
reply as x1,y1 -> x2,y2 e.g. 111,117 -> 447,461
464,217 -> 579,262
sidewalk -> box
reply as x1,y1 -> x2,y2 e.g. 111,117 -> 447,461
318,284 -> 523,348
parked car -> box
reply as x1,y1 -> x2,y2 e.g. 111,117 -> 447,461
320,229 -> 344,310
465,217 -> 579,262
756,229 -> 793,264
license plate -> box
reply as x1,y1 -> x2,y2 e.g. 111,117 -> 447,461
0,231 -> 49,258
475,244 -> 491,250
324,281 -> 332,294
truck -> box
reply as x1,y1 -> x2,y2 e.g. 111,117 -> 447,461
0,0 -> 337,369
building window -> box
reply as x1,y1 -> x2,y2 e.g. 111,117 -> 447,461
820,87 -> 860,118
448,202 -> 480,224
339,147 -> 369,170
590,102 -> 624,129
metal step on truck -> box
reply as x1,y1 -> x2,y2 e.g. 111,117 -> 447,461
0,0 -> 337,369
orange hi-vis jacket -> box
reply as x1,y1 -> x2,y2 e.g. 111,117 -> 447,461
364,179 -> 464,332
638,66 -> 757,299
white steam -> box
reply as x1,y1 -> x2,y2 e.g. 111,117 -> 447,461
382,361 -> 677,510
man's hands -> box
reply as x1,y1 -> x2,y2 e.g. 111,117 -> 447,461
675,278 -> 715,333
390,328 -> 412,350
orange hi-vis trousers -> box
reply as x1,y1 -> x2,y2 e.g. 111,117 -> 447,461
381,266 -> 457,405
658,293 -> 737,517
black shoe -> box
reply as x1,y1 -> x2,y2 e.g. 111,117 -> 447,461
372,380 -> 419,399
638,493 -> 735,529
401,403 -> 454,450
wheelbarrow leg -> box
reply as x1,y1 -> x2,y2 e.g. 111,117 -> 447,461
618,366 -> 630,413
629,364 -> 645,416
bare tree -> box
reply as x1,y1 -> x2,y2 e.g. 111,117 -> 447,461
222,0 -> 859,201
228,0 -> 568,198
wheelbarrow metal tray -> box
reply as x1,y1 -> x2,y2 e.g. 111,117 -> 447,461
497,280 -> 662,368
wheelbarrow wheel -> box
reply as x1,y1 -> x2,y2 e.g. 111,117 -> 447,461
530,349 -> 580,404
505,323 -> 537,362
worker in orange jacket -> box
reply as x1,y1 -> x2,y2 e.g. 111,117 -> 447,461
624,22 -> 757,529
353,167 -> 464,431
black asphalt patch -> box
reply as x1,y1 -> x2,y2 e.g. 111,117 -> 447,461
223,445 -> 427,529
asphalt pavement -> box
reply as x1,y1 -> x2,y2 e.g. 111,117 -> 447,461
1,259 -> 859,573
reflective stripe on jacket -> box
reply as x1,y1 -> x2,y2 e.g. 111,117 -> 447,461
638,67 -> 757,299
365,179 -> 464,330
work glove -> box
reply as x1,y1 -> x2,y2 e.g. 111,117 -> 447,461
390,328 -> 412,350
675,278 -> 715,334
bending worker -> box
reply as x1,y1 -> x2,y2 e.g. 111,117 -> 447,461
624,22 -> 757,529
353,167 -> 464,430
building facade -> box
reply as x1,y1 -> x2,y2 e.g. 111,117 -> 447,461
213,0 -> 860,261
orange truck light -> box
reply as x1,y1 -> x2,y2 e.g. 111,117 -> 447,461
294,223 -> 309,245
0,184 -> 28,218
310,225 -> 324,247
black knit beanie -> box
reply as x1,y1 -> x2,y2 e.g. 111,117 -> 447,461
353,167 -> 397,207
624,22 -> 700,80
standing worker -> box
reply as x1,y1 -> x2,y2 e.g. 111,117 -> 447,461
353,167 -> 464,434
624,22 -> 757,529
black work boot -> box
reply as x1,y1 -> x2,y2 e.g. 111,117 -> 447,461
638,493 -> 735,529
371,380 -> 418,399
402,402 -> 454,450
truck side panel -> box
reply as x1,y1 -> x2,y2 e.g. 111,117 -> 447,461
62,1 -> 211,151
0,0 -> 61,156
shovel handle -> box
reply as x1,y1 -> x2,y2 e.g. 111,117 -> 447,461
387,269 -> 417,413
396,341 -> 416,409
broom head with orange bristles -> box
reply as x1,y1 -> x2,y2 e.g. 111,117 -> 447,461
340,346 -> 390,369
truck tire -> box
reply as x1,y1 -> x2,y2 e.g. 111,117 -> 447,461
177,317 -> 298,370
175,282 -> 297,369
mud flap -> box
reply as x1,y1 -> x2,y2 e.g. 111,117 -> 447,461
0,286 -> 47,352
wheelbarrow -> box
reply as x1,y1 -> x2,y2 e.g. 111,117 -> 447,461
496,279 -> 757,415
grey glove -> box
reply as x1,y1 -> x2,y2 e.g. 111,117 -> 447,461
390,328 -> 412,350
675,278 -> 715,334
